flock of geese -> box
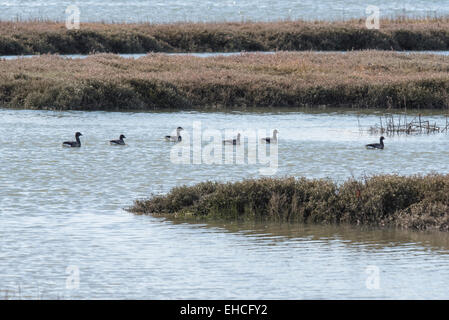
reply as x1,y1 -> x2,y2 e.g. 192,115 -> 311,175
62,132 -> 126,147
62,128 -> 385,150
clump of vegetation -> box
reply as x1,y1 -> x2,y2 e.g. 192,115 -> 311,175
128,174 -> 449,232
1,51 -> 449,110
2,17 -> 449,55
366,113 -> 449,135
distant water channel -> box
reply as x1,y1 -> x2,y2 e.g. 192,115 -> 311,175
1,0 -> 449,23
2,51 -> 449,60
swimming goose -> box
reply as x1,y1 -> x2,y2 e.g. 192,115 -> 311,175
223,133 -> 241,145
261,129 -> 278,144
165,127 -> 184,142
62,132 -> 82,148
366,136 -> 385,149
110,134 -> 126,145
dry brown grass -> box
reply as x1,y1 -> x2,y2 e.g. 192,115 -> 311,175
128,174 -> 449,232
2,17 -> 449,55
1,51 -> 449,110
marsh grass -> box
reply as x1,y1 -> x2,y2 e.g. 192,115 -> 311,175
367,113 -> 449,135
3,17 -> 449,55
128,175 -> 449,232
2,51 -> 449,110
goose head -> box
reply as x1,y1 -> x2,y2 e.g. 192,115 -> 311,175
75,132 -> 83,138
119,134 -> 126,140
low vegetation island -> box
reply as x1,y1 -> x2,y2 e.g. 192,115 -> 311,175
1,51 -> 449,110
128,175 -> 449,232
2,17 -> 449,55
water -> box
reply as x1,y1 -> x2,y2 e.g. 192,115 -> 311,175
1,0 -> 449,23
0,52 -> 274,60
1,108 -> 449,299
2,51 -> 449,61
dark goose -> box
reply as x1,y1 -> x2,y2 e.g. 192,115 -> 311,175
165,127 -> 184,142
223,133 -> 241,145
366,136 -> 385,150
110,134 -> 126,145
62,132 -> 82,148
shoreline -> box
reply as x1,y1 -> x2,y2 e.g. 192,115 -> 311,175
128,174 -> 449,232
2,51 -> 449,111
2,17 -> 449,55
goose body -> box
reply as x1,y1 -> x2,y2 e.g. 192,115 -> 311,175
110,134 -> 126,145
366,136 -> 385,150
165,127 -> 184,142
261,129 -> 278,144
223,133 -> 241,145
63,132 -> 82,148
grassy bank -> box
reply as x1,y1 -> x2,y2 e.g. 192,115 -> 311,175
1,51 -> 449,110
128,175 -> 449,232
2,17 -> 449,55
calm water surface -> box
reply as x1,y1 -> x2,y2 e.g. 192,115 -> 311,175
0,52 -> 274,60
2,51 -> 449,61
1,108 -> 449,299
1,0 -> 449,22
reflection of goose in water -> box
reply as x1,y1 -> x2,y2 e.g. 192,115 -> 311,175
366,136 -> 385,150
223,133 -> 241,145
110,134 -> 126,145
261,129 -> 278,144
62,132 -> 82,148
165,127 -> 184,142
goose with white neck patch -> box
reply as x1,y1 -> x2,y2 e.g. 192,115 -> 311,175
223,133 -> 241,145
261,129 -> 278,144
